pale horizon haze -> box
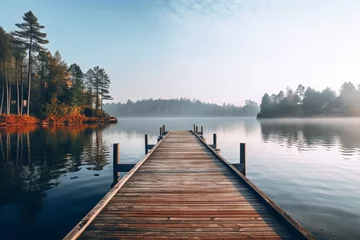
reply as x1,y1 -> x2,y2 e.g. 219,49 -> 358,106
1,0 -> 360,106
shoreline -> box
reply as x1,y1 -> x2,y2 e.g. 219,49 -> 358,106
256,115 -> 355,119
0,114 -> 118,127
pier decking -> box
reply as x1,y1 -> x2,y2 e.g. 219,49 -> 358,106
65,130 -> 315,239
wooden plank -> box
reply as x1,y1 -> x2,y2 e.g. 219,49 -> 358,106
190,130 -> 316,239
66,130 -> 314,240
63,132 -> 171,240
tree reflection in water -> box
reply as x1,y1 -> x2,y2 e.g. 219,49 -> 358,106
0,124 -> 110,224
260,119 -> 360,156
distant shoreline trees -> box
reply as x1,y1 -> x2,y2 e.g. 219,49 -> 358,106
104,98 -> 259,117
0,11 -> 112,118
257,82 -> 360,118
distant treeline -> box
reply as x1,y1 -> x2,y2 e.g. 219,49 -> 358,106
104,98 -> 259,117
258,82 -> 360,118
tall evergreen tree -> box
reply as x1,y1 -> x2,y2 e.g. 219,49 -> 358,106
92,66 -> 102,110
100,72 -> 113,110
13,11 -> 48,115
85,69 -> 95,108
68,63 -> 85,105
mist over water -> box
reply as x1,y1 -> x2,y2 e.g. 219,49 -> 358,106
1,118 -> 360,239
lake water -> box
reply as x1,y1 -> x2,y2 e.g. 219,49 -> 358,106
1,118 -> 360,240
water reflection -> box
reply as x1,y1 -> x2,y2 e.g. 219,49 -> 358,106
1,118 -> 360,240
259,118 -> 360,157
0,125 -> 110,231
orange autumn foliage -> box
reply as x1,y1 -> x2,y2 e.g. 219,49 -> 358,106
0,125 -> 38,134
0,114 -> 40,125
0,114 -> 112,128
43,115 -> 105,124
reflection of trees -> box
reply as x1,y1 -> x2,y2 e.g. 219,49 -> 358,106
83,128 -> 109,170
0,124 -> 109,223
259,119 -> 360,155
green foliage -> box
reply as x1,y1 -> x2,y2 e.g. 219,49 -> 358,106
258,82 -> 360,118
83,107 -> 108,117
0,11 -> 112,118
43,103 -> 83,118
86,66 -> 113,110
13,10 -> 49,115
68,63 -> 85,105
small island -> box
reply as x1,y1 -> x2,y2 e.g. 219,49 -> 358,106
0,11 -> 116,126
257,82 -> 360,118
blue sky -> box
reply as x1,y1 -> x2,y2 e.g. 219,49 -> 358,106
1,0 -> 360,106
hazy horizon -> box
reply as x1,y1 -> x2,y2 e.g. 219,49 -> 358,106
2,0 -> 360,106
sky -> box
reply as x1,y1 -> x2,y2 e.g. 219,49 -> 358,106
1,0 -> 360,106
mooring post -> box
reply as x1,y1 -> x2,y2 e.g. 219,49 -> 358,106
213,133 -> 217,148
145,134 -> 148,154
196,126 -> 198,134
201,126 -> 203,135
193,124 -> 195,132
113,143 -> 120,183
240,143 -> 246,176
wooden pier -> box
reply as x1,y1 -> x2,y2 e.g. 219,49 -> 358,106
65,129 -> 315,239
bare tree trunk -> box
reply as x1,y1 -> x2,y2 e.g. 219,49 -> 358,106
96,86 -> 99,111
0,81 -> 4,114
8,78 -> 11,115
20,64 -> 24,115
4,62 -> 9,115
26,37 -> 33,115
89,87 -> 92,108
16,62 -> 20,114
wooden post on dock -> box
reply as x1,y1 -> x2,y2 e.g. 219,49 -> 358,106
213,133 -> 217,148
240,143 -> 246,176
145,134 -> 148,154
113,143 -> 120,183
193,124 -> 195,132
201,126 -> 203,135
196,126 -> 198,134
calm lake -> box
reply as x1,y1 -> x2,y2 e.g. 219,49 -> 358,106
1,118 -> 360,239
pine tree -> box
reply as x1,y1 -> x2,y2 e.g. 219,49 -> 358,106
68,63 -> 85,105
13,11 -> 48,115
85,69 -> 95,108
100,72 -> 113,110
92,66 -> 102,110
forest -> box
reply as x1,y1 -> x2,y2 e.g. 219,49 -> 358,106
258,82 -> 360,118
104,98 -> 260,117
0,11 -> 112,120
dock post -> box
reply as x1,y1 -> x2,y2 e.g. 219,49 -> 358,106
113,143 -> 120,183
240,143 -> 246,176
145,134 -> 148,154
213,134 -> 217,148
163,125 -> 166,133
201,126 -> 203,135
193,124 -> 195,132
196,126 -> 198,134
